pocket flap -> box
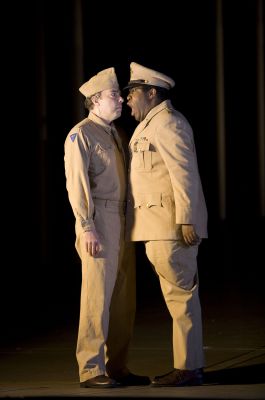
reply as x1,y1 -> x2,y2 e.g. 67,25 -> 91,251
95,143 -> 112,151
133,139 -> 150,152
137,141 -> 150,151
134,192 -> 162,208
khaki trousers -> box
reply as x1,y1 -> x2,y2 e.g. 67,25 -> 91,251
75,202 -> 136,382
145,240 -> 204,370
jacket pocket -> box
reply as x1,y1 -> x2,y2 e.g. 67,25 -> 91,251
131,139 -> 152,171
90,143 -> 112,174
134,192 -> 162,209
133,193 -> 175,228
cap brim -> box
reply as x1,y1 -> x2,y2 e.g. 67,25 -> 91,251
122,79 -> 149,90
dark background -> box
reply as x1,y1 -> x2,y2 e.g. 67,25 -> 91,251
1,0 -> 264,342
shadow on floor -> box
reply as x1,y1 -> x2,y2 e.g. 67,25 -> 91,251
204,363 -> 265,385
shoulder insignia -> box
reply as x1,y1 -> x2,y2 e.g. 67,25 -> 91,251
70,133 -> 77,142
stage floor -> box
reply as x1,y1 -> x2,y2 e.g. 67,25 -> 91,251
1,284 -> 264,399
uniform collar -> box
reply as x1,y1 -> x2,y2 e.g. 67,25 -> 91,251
144,99 -> 172,123
88,111 -> 113,135
129,100 -> 173,144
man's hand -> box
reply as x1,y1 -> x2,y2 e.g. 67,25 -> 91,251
181,224 -> 201,246
83,229 -> 101,257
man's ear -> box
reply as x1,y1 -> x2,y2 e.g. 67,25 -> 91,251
91,93 -> 100,105
148,87 -> 157,99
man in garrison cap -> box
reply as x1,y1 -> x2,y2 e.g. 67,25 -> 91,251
124,62 -> 208,386
64,67 -> 150,388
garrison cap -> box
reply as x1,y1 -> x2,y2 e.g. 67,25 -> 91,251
79,67 -> 119,98
124,62 -> 175,90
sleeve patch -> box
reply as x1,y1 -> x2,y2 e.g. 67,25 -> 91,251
70,133 -> 77,142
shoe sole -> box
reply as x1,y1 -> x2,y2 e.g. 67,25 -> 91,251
80,383 -> 118,388
151,379 -> 203,387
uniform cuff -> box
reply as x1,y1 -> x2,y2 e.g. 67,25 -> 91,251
81,218 -> 95,232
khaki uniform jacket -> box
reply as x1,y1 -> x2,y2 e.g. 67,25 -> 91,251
64,112 -> 126,236
126,100 -> 208,241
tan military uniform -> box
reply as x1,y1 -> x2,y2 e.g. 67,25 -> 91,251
64,112 -> 135,382
126,99 -> 208,370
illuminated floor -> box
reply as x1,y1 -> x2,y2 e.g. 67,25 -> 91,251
0,284 -> 264,399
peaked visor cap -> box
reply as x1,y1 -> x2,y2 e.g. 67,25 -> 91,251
79,67 -> 119,98
124,62 -> 175,90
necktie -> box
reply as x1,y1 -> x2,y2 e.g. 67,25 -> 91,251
111,127 -> 127,169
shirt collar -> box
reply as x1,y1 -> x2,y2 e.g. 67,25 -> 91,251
88,111 -> 113,135
144,99 -> 172,123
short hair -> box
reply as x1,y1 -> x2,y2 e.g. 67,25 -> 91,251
84,92 -> 101,111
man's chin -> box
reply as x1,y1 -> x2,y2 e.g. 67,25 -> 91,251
115,111 -> 122,119
131,111 -> 140,121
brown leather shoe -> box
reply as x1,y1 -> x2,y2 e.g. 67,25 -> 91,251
115,372 -> 151,386
80,374 -> 118,388
151,368 -> 203,387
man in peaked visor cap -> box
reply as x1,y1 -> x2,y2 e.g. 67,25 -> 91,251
124,62 -> 175,90
124,62 -> 208,387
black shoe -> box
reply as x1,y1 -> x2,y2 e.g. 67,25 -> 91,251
80,374 -> 118,388
151,368 -> 203,387
115,372 -> 151,386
